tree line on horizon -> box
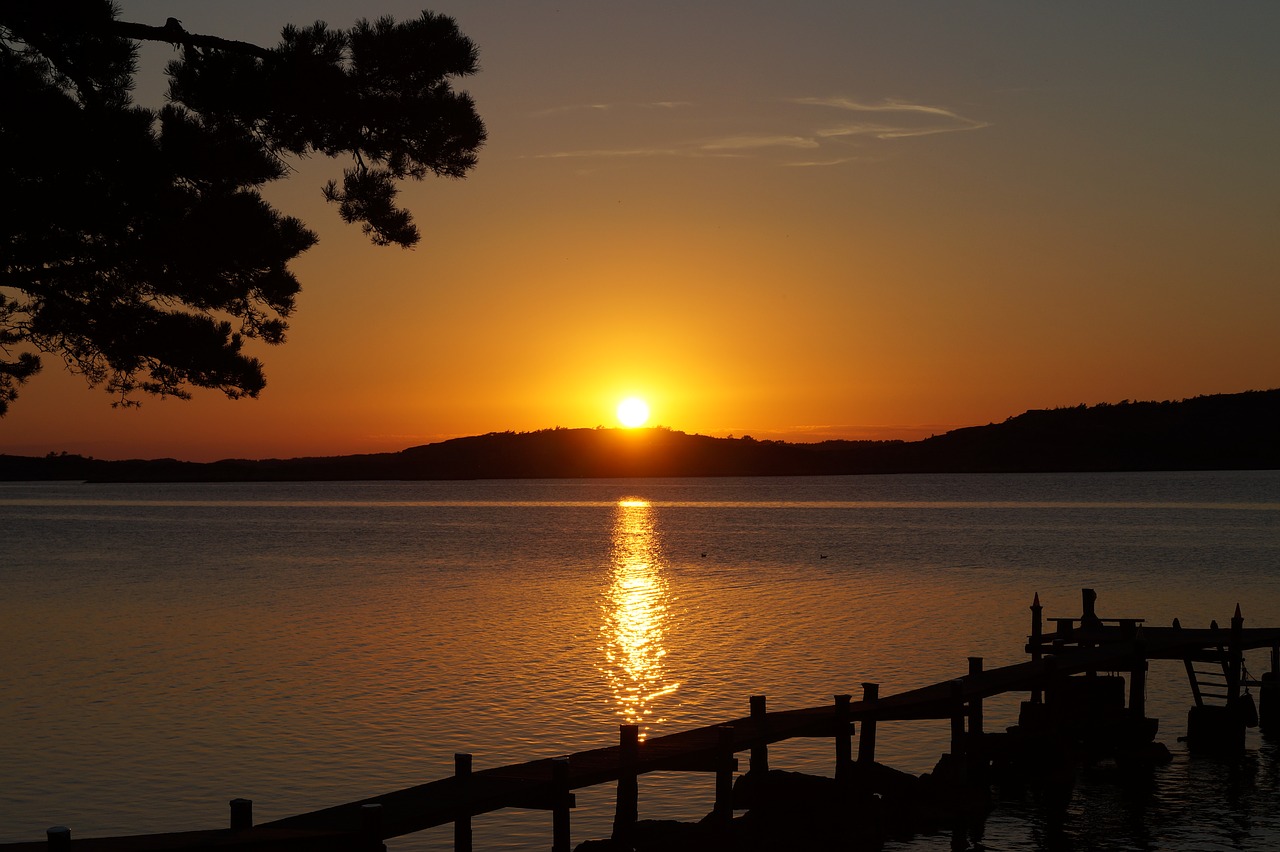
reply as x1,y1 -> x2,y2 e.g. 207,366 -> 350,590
4,389 -> 1277,481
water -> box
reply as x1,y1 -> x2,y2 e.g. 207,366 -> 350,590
2,471 -> 1279,849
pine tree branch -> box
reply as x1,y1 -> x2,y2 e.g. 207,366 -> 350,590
104,18 -> 272,59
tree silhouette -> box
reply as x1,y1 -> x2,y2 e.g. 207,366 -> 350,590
0,1 -> 485,415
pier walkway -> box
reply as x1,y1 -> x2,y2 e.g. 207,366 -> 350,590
11,590 -> 1280,852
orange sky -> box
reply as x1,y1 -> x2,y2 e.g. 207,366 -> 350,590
3,1 -> 1278,461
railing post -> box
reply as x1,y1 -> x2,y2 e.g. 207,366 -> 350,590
1229,604 -> 1245,703
46,827 -> 70,852
360,803 -> 384,852
229,798 -> 252,831
714,726 -> 736,831
551,757 -> 571,852
1262,643 -> 1280,731
833,694 -> 852,780
454,753 -> 473,852
857,683 -> 879,764
1081,587 -> 1100,628
613,725 -> 639,840
1030,593 -> 1044,704
1130,647 -> 1148,718
949,680 -> 967,784
966,657 -> 984,778
749,695 -> 768,774
967,657 -> 984,739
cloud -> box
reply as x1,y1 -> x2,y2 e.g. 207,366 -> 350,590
532,147 -> 684,159
529,103 -> 614,117
794,97 -> 989,139
532,100 -> 692,117
782,156 -> 861,168
529,96 -> 985,166
700,134 -> 820,151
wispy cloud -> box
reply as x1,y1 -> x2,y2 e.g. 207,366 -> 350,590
533,147 -> 684,159
782,156 -> 861,168
700,134 -> 820,151
529,96 -> 986,166
530,103 -> 615,117
532,100 -> 693,117
794,97 -> 989,139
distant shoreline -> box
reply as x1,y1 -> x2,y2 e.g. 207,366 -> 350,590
3,389 -> 1277,483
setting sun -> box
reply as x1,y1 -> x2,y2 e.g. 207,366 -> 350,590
616,397 -> 650,428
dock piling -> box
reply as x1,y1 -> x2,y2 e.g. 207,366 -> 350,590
613,726 -> 639,840
1262,644 -> 1280,731
1029,593 -> 1044,704
749,695 -> 768,773
857,683 -> 879,764
360,803 -> 385,852
967,658 -> 984,739
45,828 -> 69,852
454,753 -> 472,852
834,694 -> 852,780
949,680 -> 967,784
551,758 -> 571,852
714,726 -> 736,830
229,798 -> 252,831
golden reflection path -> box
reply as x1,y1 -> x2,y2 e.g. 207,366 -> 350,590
598,498 -> 679,739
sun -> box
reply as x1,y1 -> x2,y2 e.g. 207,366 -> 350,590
616,397 -> 650,428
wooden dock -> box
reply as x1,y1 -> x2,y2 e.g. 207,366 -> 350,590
10,589 -> 1280,852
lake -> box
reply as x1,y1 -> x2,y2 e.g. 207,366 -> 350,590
2,471 -> 1279,850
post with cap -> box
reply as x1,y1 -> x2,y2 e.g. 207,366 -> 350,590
613,725 -> 639,841
1261,641 -> 1280,731
551,757 -> 572,852
46,827 -> 70,852
967,657 -> 984,775
1229,604 -> 1245,703
857,683 -> 879,765
359,803 -> 384,852
229,798 -> 252,831
1030,593 -> 1044,704
454,753 -> 473,852
714,726 -> 736,832
834,694 -> 852,780
749,695 -> 769,774
949,680 -> 967,785
1124,623 -> 1147,719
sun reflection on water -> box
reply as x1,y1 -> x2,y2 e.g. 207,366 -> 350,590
599,498 -> 679,739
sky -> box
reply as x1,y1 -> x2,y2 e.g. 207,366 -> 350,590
3,1 -> 1278,461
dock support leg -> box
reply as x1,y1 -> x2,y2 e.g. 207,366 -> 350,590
613,725 -> 639,840
749,695 -> 768,774
552,757 -> 571,852
858,683 -> 879,765
46,827 -> 70,852
949,680 -> 967,785
454,753 -> 473,852
714,726 -> 736,831
967,658 -> 984,776
1029,593 -> 1043,704
230,798 -> 252,831
967,658 -> 984,739
834,694 -> 852,780
1129,655 -> 1147,719
1261,644 -> 1280,732
360,803 -> 385,852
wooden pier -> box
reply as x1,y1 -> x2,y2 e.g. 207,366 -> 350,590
10,589 -> 1280,852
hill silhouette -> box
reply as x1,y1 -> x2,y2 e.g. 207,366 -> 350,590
3,389 -> 1277,482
